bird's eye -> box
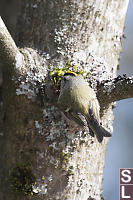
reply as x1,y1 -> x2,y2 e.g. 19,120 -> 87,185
62,77 -> 67,82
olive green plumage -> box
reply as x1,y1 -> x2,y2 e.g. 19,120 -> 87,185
58,74 -> 111,143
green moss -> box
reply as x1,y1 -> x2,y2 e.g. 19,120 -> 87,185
9,163 -> 35,195
61,152 -> 71,170
49,61 -> 90,87
41,176 -> 45,181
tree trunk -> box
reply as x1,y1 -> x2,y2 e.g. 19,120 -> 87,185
0,0 -> 129,200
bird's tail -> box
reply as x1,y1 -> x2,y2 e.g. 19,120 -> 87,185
87,109 -> 112,143
93,124 -> 111,143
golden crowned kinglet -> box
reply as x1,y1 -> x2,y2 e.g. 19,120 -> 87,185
58,73 -> 111,143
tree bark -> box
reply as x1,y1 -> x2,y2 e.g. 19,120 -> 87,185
0,0 -> 129,200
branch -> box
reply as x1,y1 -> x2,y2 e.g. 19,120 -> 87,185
97,75 -> 133,109
0,17 -> 23,70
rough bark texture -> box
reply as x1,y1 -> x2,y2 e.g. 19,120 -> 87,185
97,75 -> 133,111
0,0 -> 129,200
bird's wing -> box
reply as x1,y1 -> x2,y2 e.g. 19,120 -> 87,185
64,110 -> 85,127
64,110 -> 95,137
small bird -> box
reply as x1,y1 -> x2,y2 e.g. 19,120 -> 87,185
58,73 -> 112,143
